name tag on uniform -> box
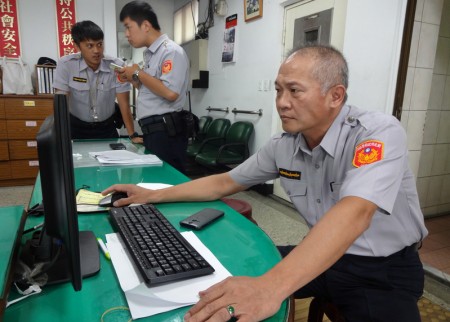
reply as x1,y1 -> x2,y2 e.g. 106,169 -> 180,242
279,168 -> 301,180
73,77 -> 87,83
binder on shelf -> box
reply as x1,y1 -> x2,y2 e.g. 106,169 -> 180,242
35,65 -> 56,95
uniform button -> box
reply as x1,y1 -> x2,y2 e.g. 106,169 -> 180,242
316,199 -> 321,203
347,116 -> 355,123
315,164 -> 320,169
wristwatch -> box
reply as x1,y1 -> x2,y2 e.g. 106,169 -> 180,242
129,132 -> 139,139
132,69 -> 140,82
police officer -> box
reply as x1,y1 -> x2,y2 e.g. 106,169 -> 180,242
53,20 -> 142,143
118,1 -> 190,173
103,45 -> 428,322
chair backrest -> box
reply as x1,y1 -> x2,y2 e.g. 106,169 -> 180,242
198,116 -> 213,134
205,118 -> 231,140
224,121 -> 254,155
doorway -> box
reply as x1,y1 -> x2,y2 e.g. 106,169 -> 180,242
273,0 -> 347,201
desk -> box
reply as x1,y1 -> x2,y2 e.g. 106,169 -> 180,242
3,139 -> 289,322
0,206 -> 26,319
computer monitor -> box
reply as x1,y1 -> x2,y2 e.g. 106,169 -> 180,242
19,94 -> 99,291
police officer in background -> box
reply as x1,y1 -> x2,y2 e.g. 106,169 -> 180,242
118,1 -> 190,173
104,45 -> 428,322
53,20 -> 142,143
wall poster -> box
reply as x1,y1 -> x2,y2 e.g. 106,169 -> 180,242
222,14 -> 237,63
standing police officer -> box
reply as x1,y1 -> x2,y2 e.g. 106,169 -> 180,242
118,1 -> 190,173
53,20 -> 142,142
104,45 -> 428,322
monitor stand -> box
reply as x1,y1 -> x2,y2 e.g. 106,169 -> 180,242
19,230 -> 100,286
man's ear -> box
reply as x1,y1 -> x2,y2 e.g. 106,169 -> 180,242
329,85 -> 346,108
142,20 -> 152,32
74,43 -> 81,52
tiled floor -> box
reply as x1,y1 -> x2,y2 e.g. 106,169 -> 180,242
419,214 -> 450,275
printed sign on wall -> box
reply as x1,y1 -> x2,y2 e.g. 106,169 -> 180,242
56,0 -> 77,57
0,0 -> 22,58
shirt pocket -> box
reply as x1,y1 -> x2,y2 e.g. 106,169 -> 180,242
97,76 -> 115,93
68,79 -> 89,106
280,178 -> 307,200
145,67 -> 159,78
330,182 -> 342,201
69,79 -> 89,92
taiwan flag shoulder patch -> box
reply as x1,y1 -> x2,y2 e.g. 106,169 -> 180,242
162,60 -> 173,74
352,140 -> 384,168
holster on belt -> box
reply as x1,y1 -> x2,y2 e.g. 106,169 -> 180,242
139,112 -> 185,137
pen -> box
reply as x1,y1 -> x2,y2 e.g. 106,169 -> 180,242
23,222 -> 44,234
97,237 -> 111,260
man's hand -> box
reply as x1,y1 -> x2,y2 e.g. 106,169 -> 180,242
184,276 -> 283,322
101,184 -> 154,207
117,64 -> 140,83
130,136 -> 143,144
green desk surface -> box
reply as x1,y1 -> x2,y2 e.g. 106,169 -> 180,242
4,140 -> 288,322
0,206 -> 24,300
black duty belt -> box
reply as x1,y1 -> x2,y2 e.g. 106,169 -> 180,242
70,114 -> 115,129
138,112 -> 184,136
342,242 -> 421,263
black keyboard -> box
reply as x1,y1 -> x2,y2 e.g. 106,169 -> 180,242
109,204 -> 215,286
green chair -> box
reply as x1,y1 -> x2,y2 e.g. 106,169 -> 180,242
194,121 -> 254,168
186,118 -> 231,158
195,116 -> 213,141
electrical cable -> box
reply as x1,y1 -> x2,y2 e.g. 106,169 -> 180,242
100,306 -> 131,322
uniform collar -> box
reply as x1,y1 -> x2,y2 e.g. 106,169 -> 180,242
319,104 -> 351,158
79,56 -> 110,73
147,34 -> 169,54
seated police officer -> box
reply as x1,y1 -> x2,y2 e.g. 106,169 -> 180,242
104,45 -> 427,322
53,20 -> 142,143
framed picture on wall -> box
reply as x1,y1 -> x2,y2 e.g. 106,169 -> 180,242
244,0 -> 263,22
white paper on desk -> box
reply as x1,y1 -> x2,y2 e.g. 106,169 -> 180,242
137,183 -> 172,190
106,232 -> 232,320
88,150 -> 162,166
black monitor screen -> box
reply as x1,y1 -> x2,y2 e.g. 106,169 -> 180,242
19,94 -> 99,291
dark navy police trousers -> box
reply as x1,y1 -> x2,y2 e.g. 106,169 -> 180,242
278,243 -> 424,322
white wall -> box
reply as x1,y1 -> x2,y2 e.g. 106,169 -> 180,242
17,0 -> 117,67
188,0 -> 284,152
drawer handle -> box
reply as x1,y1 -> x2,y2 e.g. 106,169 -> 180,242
27,141 -> 37,147
25,121 -> 37,127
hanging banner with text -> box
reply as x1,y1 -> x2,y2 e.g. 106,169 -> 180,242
56,0 -> 77,57
0,0 -> 22,58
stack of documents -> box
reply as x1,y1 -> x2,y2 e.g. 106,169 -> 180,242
88,150 -> 162,166
106,231 -> 232,319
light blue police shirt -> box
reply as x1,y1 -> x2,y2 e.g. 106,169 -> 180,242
230,105 -> 428,257
53,53 -> 131,122
136,34 -> 189,120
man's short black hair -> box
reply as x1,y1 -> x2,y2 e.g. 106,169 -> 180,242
119,0 -> 161,31
71,20 -> 104,45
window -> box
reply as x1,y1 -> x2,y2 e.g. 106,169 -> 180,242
174,1 -> 199,45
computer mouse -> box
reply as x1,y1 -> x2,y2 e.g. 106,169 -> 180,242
99,192 -> 128,207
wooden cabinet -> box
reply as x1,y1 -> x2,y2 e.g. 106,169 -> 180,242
0,95 -> 53,187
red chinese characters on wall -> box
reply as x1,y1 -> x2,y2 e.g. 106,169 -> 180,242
0,0 -> 21,58
56,0 -> 77,57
